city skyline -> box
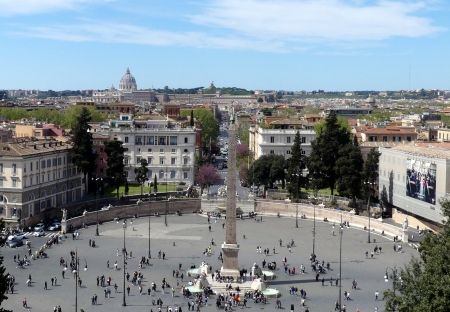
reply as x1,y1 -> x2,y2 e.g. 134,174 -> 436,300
0,0 -> 449,91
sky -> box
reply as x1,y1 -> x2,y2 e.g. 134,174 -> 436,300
0,0 -> 449,92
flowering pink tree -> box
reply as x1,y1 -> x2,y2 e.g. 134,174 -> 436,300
195,164 -> 222,194
238,163 -> 248,183
236,144 -> 250,158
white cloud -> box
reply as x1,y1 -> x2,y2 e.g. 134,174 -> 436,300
188,0 -> 445,41
0,0 -> 110,16
10,22 -> 286,52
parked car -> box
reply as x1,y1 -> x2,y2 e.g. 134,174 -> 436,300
6,237 -> 24,248
240,182 -> 248,187
34,223 -> 45,231
218,163 -> 224,170
48,223 -> 61,231
33,229 -> 45,237
13,232 -> 27,240
251,185 -> 259,193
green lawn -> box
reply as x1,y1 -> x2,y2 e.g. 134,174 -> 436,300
104,184 -> 178,196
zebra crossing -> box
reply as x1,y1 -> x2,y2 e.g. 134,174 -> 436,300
23,232 -> 60,239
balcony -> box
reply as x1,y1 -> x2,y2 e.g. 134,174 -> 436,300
182,165 -> 191,171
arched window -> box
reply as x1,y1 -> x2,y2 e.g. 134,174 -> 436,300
28,194 -> 35,201
147,170 -> 153,178
184,137 -> 188,143
159,170 -> 164,179
170,170 -> 175,179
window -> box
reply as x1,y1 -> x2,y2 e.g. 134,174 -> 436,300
63,170 -> 66,178
407,136 -> 412,142
160,149 -> 164,153
287,137 -> 291,143
68,155 -> 72,163
148,148 -> 153,153
100,148 -> 104,154
63,157 -> 65,164
137,148 -> 141,153
159,157 -> 165,165
125,136 -> 129,143
137,157 -> 141,164
23,178 -> 26,188
170,136 -> 177,145
30,162 -> 33,171
53,172 -> 56,180
184,158 -> 189,165
0,178 -> 3,187
286,150 -> 291,154
12,164 -> 17,174
183,172 -> 188,179
47,173 -> 50,181
302,137 -> 306,143
439,133 -> 442,139
124,171 -> 128,177
136,137 -> 142,145
171,149 -> 176,153
23,163 -> 26,173
41,160 -> 46,169
30,177 -> 33,186
147,157 -> 152,164
383,136 -> 388,142
148,137 -> 154,145
52,158 -> 57,166
36,176 -> 39,184
184,137 -> 188,144
171,158 -> 176,165
100,158 -> 104,164
47,159 -> 51,168
301,150 -> 306,155
124,157 -> 129,165
270,150 -> 274,154
42,174 -> 45,182
159,137 -> 166,145
12,178 -> 17,188
270,136 -> 274,143
36,161 -> 39,170
58,158 -> 61,166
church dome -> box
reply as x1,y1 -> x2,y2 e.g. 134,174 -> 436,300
119,68 -> 137,91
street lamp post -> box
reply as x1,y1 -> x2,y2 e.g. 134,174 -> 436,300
165,166 -> 168,226
92,175 -> 102,236
122,219 -> 127,306
385,266 -> 400,312
312,194 -> 317,260
365,181 -> 374,243
292,172 -> 300,228
74,249 -> 88,312
338,223 -> 343,312
148,193 -> 155,259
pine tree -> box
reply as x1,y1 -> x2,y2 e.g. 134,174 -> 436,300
134,158 -> 149,199
104,140 -> 126,199
286,131 -> 306,199
71,106 -> 96,197
307,111 -> 351,195
153,175 -> 158,193
190,110 -> 194,127
335,136 -> 364,205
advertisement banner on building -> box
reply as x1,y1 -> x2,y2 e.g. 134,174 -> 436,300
406,159 -> 436,205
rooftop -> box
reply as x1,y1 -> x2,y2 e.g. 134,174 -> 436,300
0,140 -> 71,157
389,143 -> 450,159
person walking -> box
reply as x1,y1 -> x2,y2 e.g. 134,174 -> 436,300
127,286 -> 131,296
22,298 -> 27,308
44,281 -> 48,290
117,248 -> 119,256
290,303 -> 294,312
375,291 -> 379,300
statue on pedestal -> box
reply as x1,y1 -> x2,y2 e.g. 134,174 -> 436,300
402,217 -> 409,230
61,208 -> 67,221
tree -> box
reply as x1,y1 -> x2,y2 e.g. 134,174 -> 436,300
71,106 -> 96,197
335,136 -> 364,205
382,196 -> 450,312
307,111 -> 351,195
104,140 -> 126,199
195,164 -> 221,194
238,163 -> 248,184
261,107 -> 271,116
286,131 -> 306,199
180,109 -> 218,152
134,158 -> 149,199
190,110 -> 194,127
247,155 -> 286,188
0,219 -> 12,312
236,144 -> 250,159
63,106 -> 107,128
258,97 -> 264,103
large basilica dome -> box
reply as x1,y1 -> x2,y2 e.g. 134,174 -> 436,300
119,67 -> 137,91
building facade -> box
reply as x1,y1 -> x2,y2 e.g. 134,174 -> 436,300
249,126 -> 316,160
104,114 -> 197,185
0,140 -> 84,221
378,143 -> 450,224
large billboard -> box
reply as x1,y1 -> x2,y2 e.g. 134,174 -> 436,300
406,159 -> 436,205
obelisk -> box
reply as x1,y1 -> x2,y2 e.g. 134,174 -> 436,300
221,111 -> 240,278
